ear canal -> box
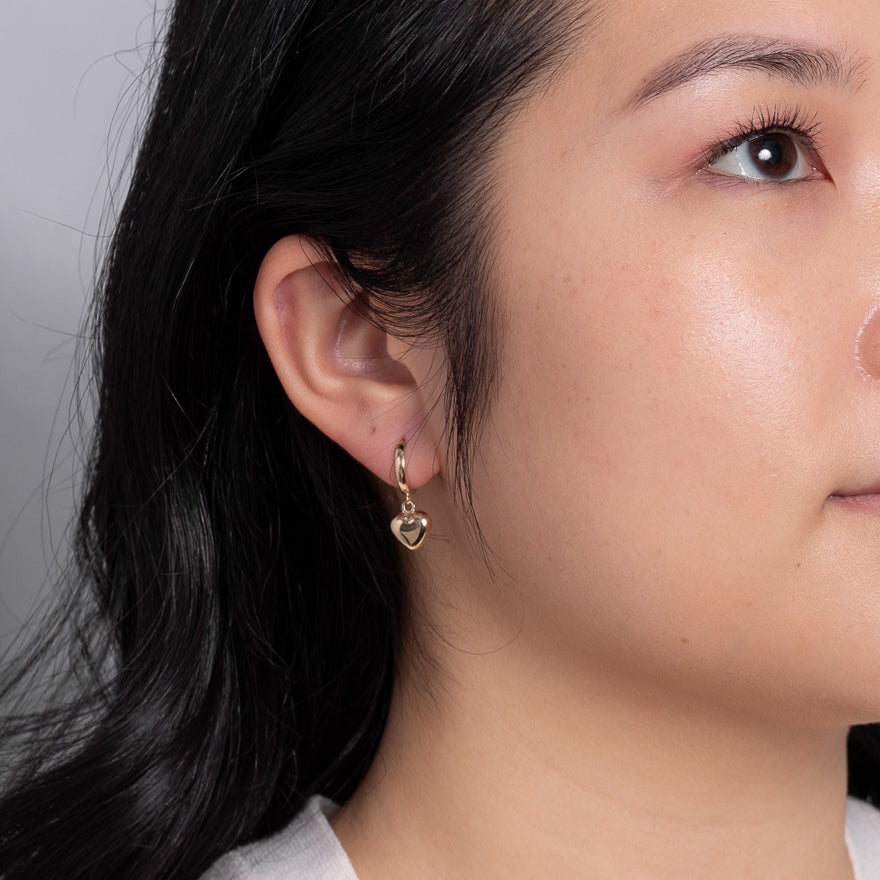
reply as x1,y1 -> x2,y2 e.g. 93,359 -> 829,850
334,300 -> 411,384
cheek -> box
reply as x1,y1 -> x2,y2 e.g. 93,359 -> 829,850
496,213 -> 820,532
472,178 -> 864,712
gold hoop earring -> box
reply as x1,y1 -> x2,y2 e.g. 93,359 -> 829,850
389,442 -> 431,550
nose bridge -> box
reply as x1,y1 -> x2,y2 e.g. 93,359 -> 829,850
829,63 -> 880,379
850,175 -> 880,264
847,164 -> 880,378
856,302 -> 880,379
850,142 -> 880,249
854,180 -> 880,245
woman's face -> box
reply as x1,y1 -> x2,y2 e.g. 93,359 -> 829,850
437,0 -> 880,723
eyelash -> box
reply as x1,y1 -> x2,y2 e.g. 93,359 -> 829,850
701,104 -> 826,181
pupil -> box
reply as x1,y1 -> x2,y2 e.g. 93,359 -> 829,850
748,134 -> 796,178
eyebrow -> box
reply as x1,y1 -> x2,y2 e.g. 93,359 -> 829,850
625,35 -> 868,110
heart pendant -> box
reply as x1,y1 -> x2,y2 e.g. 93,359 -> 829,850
390,511 -> 431,550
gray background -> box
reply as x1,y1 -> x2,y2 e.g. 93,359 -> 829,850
1,1 -> 161,652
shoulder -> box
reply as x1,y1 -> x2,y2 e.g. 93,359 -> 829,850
200,796 -> 359,880
847,797 -> 880,879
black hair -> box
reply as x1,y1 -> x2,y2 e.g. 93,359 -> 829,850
0,2 -> 597,878
4,3 -> 880,879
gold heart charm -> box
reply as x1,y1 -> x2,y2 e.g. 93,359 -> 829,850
390,510 -> 431,550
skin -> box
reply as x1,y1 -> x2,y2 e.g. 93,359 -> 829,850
255,0 -> 880,876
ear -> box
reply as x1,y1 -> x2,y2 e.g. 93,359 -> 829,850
253,235 -> 440,489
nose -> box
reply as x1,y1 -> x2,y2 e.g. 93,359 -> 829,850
856,305 -> 880,379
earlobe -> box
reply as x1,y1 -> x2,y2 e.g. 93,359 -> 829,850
253,235 -> 439,488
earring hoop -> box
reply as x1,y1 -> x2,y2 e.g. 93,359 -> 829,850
389,442 -> 431,550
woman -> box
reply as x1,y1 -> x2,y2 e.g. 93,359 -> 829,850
3,0 -> 880,877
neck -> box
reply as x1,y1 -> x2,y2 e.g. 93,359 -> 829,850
332,571 -> 854,880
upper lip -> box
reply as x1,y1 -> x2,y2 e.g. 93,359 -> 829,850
829,480 -> 880,498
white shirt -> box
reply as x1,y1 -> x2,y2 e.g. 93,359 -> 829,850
847,797 -> 880,880
201,797 -> 356,880
203,794 -> 880,879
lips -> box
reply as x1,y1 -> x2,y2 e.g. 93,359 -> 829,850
831,478 -> 880,498
828,483 -> 880,511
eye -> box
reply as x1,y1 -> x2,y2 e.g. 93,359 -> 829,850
708,131 -> 816,182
